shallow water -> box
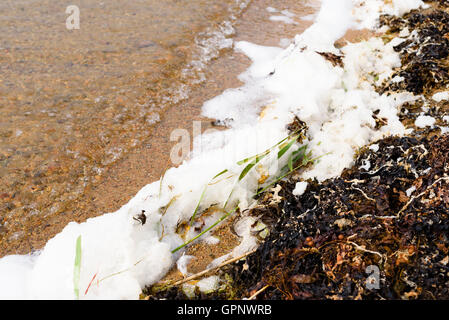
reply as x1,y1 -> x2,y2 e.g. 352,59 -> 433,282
0,0 -> 249,247
0,0 -> 318,255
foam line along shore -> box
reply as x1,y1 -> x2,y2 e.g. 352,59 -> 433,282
0,0 -> 433,299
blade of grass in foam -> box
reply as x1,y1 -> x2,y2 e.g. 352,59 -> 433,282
222,187 -> 235,211
238,153 -> 268,181
73,235 -> 82,300
288,145 -> 308,171
288,151 -> 293,171
236,130 -> 300,166
256,150 -> 324,196
96,255 -> 148,284
96,199 -> 232,285
239,133 -> 301,183
237,148 -> 270,166
277,135 -> 299,159
223,133 -> 301,209
255,163 -> 305,196
189,169 -> 229,226
173,205 -> 239,254
238,134 -> 298,182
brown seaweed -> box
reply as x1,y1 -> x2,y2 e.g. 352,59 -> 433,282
226,134 -> 449,300
379,6 -> 449,95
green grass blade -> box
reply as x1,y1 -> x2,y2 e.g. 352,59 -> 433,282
288,152 -> 293,171
237,149 -> 271,166
280,145 -> 307,173
238,152 -> 270,182
238,163 -> 255,181
74,235 -> 82,300
222,187 -> 235,210
277,135 -> 298,159
256,150 -> 328,196
213,169 -> 228,179
189,185 -> 208,226
236,130 -> 300,166
189,169 -> 230,226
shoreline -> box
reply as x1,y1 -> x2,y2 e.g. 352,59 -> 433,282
2,0 -> 448,300
0,0 -> 316,257
1,0 -> 240,256
148,0 -> 449,300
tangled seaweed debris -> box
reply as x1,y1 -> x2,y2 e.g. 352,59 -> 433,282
378,1 -> 448,135
222,4 -> 449,300
227,134 -> 449,300
379,2 -> 449,96
146,134 -> 449,300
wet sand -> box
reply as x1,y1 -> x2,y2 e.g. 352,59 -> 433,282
0,0 -> 318,256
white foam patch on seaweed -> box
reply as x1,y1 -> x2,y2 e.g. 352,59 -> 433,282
293,181 -> 308,196
432,91 -> 449,102
415,114 -> 436,128
352,0 -> 427,30
0,0 -> 428,299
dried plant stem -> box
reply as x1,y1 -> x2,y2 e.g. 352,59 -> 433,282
247,285 -> 269,300
165,249 -> 256,288
398,176 -> 449,215
347,241 -> 384,263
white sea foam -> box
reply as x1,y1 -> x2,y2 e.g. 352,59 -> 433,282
162,0 -> 253,105
269,10 -> 297,25
432,91 -> 449,102
269,15 -> 297,25
0,0 -> 427,299
293,181 -> 308,196
415,114 -> 436,128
